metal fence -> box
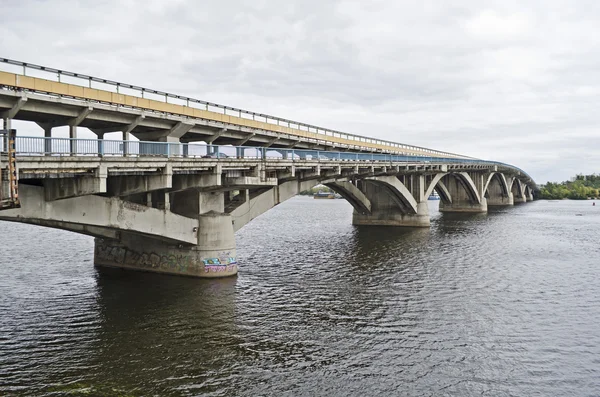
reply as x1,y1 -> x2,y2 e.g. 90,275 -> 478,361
0,58 -> 471,159
4,136 -> 532,176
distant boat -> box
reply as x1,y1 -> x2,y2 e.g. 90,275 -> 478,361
314,191 -> 335,199
428,192 -> 440,200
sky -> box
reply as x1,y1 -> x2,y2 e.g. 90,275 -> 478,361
2,0 -> 600,183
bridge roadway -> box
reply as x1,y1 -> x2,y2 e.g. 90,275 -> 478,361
0,59 -> 536,278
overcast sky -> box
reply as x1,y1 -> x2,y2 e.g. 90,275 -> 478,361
2,0 -> 599,183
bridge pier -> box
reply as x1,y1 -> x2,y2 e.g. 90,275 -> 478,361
351,177 -> 430,227
94,212 -> 237,278
93,190 -> 238,277
486,174 -> 513,206
438,173 -> 487,213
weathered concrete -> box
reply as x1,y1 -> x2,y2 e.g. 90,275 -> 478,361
439,173 -> 487,213
352,177 -> 430,227
0,184 -> 199,245
230,179 -> 318,232
94,227 -> 237,278
0,150 -> 538,278
511,178 -> 527,204
485,173 -> 513,206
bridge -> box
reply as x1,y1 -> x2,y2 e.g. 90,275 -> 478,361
0,58 -> 536,278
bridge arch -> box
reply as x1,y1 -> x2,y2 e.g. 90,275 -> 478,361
484,172 -> 510,197
324,181 -> 372,215
433,179 -> 453,205
362,176 -> 418,215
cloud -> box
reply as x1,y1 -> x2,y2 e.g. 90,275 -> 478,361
1,0 -> 599,182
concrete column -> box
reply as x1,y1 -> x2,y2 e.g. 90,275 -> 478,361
158,135 -> 181,156
236,147 -> 245,158
44,127 -> 52,156
1,119 -> 9,152
69,125 -> 77,155
182,143 -> 189,158
352,180 -> 430,227
122,131 -> 129,156
97,133 -> 105,157
439,175 -> 487,213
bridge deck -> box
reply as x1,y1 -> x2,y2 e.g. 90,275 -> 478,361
0,58 -> 464,158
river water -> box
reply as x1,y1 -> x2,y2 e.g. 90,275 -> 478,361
1,198 -> 600,396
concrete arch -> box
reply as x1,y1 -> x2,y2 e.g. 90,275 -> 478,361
325,181 -> 372,215
511,178 -> 524,197
484,172 -> 510,197
424,173 -> 447,199
363,176 -> 418,215
451,172 -> 482,204
422,173 -> 453,205
433,180 -> 452,205
229,179 -> 320,232
511,178 -> 527,203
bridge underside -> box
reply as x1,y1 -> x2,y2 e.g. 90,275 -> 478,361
0,151 -> 536,278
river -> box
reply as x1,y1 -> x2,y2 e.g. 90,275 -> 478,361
1,198 -> 600,396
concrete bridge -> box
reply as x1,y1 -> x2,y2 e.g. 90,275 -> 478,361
0,59 -> 536,278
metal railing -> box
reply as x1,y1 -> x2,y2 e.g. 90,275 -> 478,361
0,58 -> 471,159
3,136 -> 533,181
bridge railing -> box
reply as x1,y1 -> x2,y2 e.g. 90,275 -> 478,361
0,58 -> 470,159
2,136 -> 534,180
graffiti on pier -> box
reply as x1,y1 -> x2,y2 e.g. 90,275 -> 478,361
202,252 -> 237,273
204,264 -> 237,273
95,242 -> 195,274
95,241 -> 237,275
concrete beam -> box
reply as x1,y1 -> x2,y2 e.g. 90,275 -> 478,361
169,121 -> 194,139
0,184 -> 198,245
237,133 -> 256,146
0,96 -> 27,119
106,165 -> 172,196
171,173 -> 221,192
123,114 -> 145,134
43,166 -> 107,200
264,135 -> 280,148
206,128 -> 227,144
68,106 -> 93,127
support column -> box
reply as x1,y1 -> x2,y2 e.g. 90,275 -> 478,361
122,131 -> 129,156
158,135 -> 181,156
44,126 -> 52,156
69,125 -> 77,155
236,147 -> 245,159
1,119 -> 9,152
97,132 -> 105,157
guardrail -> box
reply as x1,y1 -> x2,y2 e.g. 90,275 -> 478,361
0,136 -> 533,182
0,57 -> 471,159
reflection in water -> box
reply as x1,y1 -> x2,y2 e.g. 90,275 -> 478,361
1,198 -> 600,396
